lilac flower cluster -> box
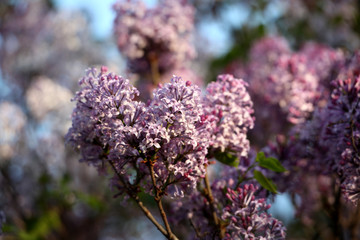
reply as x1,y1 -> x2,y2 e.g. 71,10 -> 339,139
203,74 -> 255,158
235,37 -> 344,128
222,184 -> 286,240
325,77 -> 360,205
261,58 -> 360,216
147,77 -> 210,193
170,173 -> 286,240
66,67 -> 142,172
67,67 -> 211,198
66,66 -> 276,239
113,0 -> 196,75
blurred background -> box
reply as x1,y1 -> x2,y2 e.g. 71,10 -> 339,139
1,0 -> 360,239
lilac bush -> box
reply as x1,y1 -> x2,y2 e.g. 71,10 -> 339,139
2,0 -> 358,239
254,41 -> 360,236
66,67 -> 287,239
63,1 -> 360,238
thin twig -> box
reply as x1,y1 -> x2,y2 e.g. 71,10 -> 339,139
149,164 -> 178,240
189,218 -> 202,238
236,162 -> 256,188
204,172 -> 219,226
203,172 -> 226,239
108,160 -> 168,237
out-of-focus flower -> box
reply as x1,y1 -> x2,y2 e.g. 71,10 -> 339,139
0,1 -> 106,90
25,77 -> 73,133
113,0 -> 196,74
0,101 -> 26,160
245,37 -> 344,125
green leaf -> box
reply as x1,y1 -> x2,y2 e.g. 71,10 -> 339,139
18,209 -> 61,240
255,152 -> 266,162
253,170 -> 278,194
214,151 -> 239,167
77,193 -> 105,212
255,152 -> 286,173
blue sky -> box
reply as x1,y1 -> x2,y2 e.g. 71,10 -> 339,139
54,0 -> 117,40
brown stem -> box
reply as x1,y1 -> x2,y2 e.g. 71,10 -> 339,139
149,164 -> 178,240
189,218 -> 202,239
108,161 -> 168,237
204,173 -> 219,226
204,172 -> 226,239
148,53 -> 161,86
132,194 -> 169,237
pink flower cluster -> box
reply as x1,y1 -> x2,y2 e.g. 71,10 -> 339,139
66,67 -> 211,197
170,174 -> 286,239
237,36 -> 344,125
222,184 -> 286,240
261,52 -> 360,213
66,68 -> 278,238
67,66 -> 256,195
204,75 -> 255,158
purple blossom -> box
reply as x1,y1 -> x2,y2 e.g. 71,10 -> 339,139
249,52 -> 321,125
113,0 -> 196,74
325,77 -> 360,205
66,67 -> 143,173
300,42 -> 344,85
234,37 -> 345,132
169,165 -> 281,239
342,176 -> 360,205
146,76 -> 210,196
67,70 -> 210,198
203,74 -> 254,158
222,184 -> 286,240
248,36 -> 291,67
262,75 -> 360,212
